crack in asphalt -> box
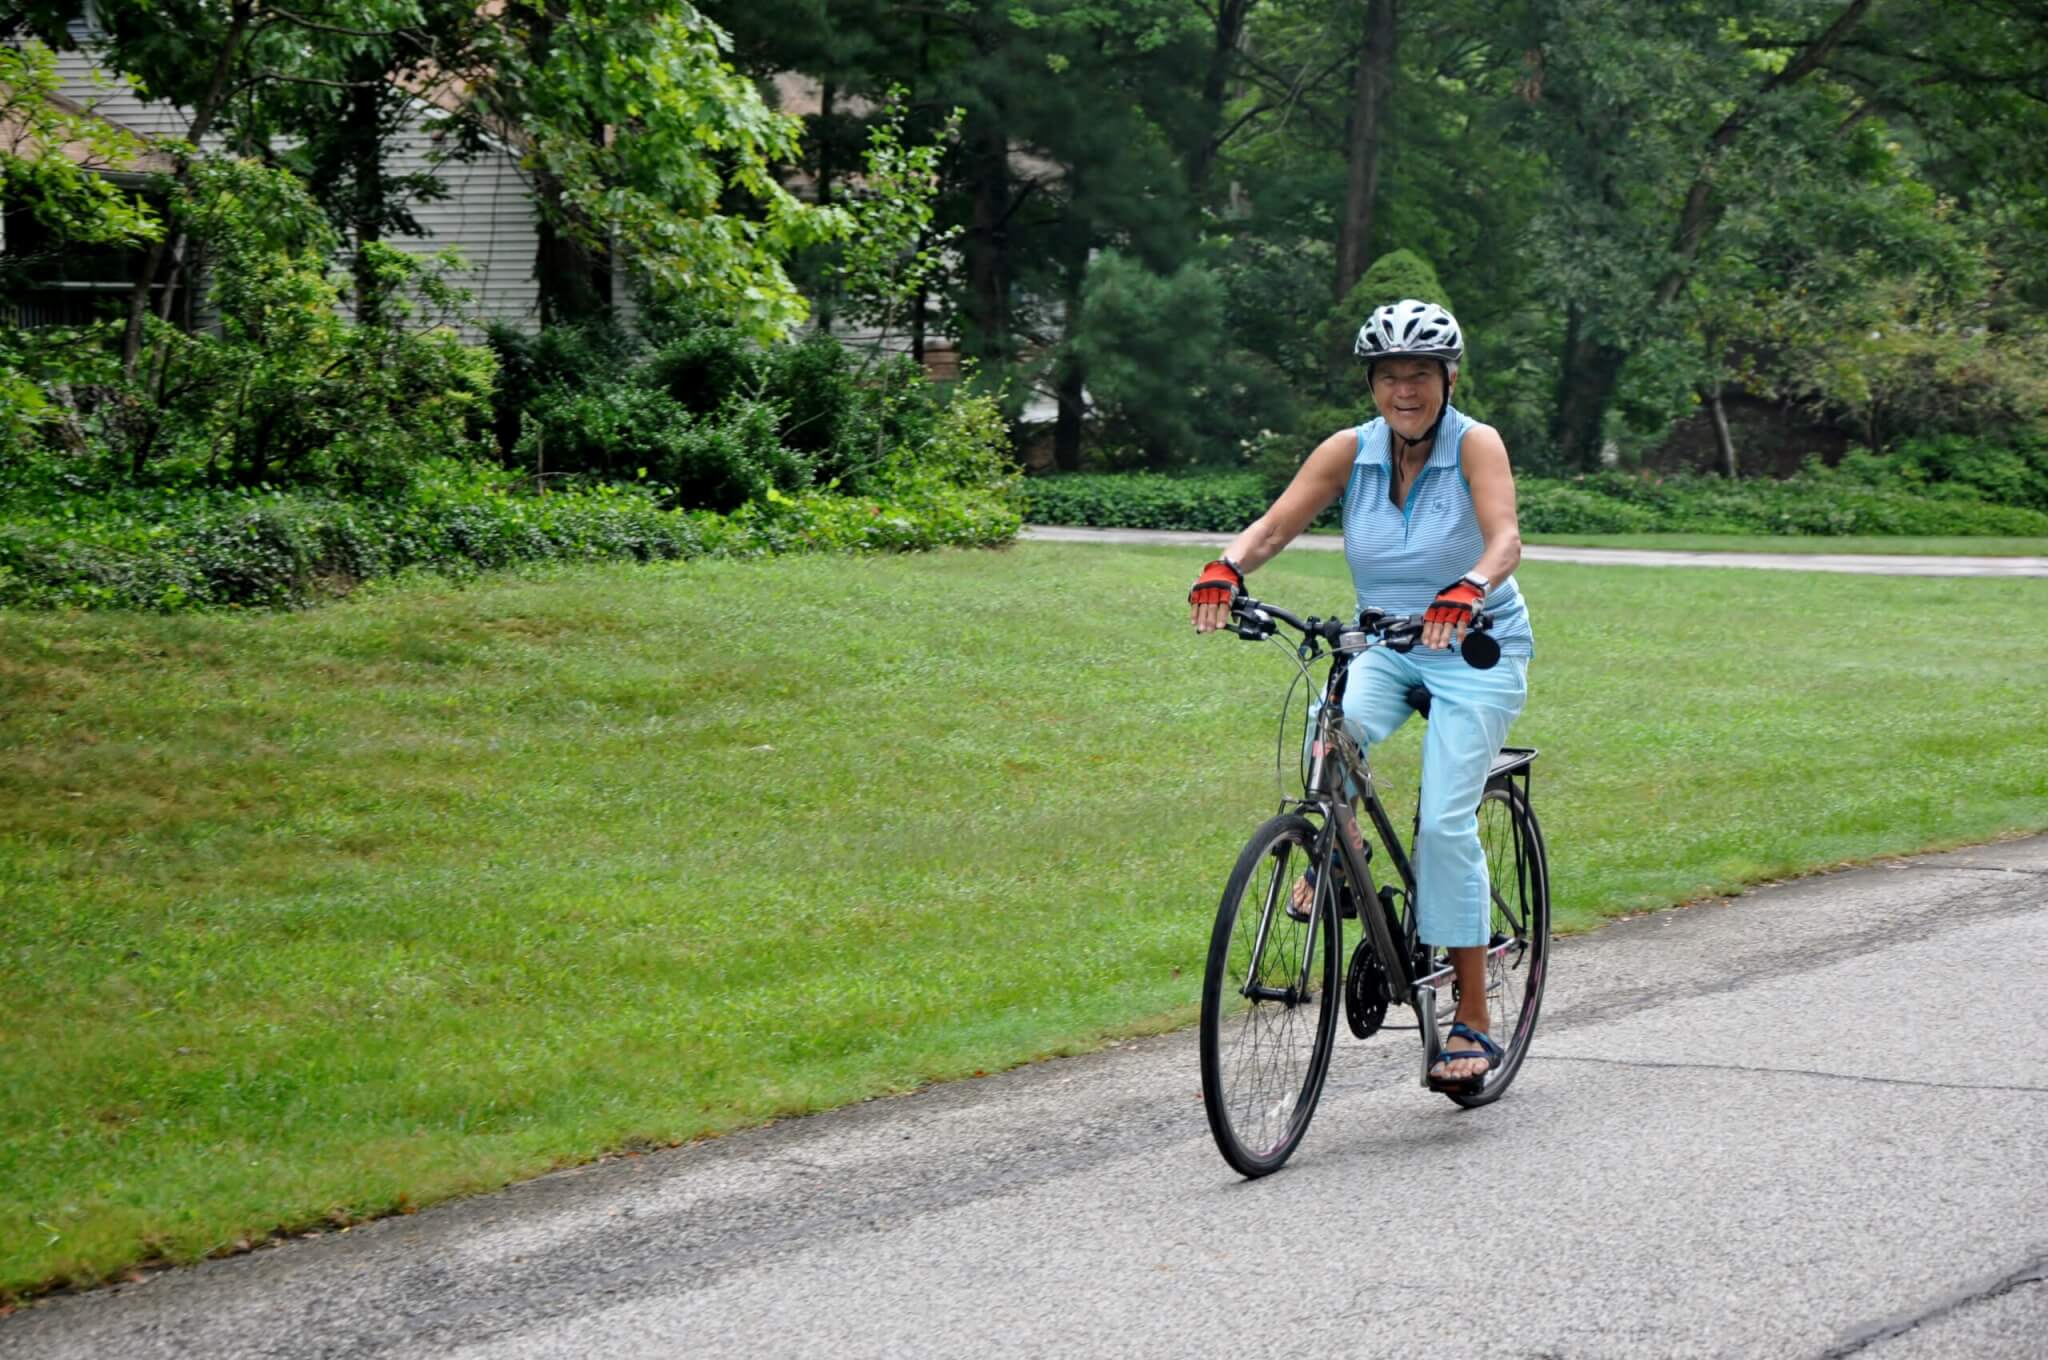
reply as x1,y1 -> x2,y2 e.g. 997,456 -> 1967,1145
1814,1251 -> 2048,1358
1538,1054 -> 2048,1097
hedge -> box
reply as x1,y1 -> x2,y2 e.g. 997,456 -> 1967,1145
1018,468 -> 2048,537
0,462 -> 1020,613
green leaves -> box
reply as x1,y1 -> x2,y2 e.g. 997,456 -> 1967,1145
833,90 -> 963,344
476,1 -> 853,340
0,41 -> 164,257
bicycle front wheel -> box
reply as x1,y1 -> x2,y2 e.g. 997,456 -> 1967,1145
1448,779 -> 1551,1108
1200,813 -> 1341,1177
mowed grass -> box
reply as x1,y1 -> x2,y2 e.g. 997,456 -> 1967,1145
2,545 -> 2044,1298
1524,531 -> 2048,556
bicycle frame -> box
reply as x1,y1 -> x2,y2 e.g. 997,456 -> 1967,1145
1294,643 -> 1453,1081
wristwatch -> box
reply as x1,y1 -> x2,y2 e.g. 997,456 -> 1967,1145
1459,572 -> 1491,592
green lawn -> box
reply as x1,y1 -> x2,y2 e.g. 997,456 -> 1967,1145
1524,532 -> 2048,556
3,545 -> 2044,1299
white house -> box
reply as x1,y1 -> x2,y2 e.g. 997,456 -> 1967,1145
7,15 -> 551,336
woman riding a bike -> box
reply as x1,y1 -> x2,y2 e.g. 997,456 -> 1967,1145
1189,299 -> 1534,1093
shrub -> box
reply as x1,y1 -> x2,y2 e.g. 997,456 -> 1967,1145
1018,466 -> 2048,537
1882,435 -> 2048,513
513,384 -> 808,513
642,323 -> 759,415
1019,472 -> 1278,533
486,319 -> 637,455
1514,482 -> 1660,534
759,332 -> 858,462
137,163 -> 496,494
0,458 -> 1020,613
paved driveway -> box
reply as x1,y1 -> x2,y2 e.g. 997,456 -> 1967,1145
7,839 -> 2045,1359
1020,525 -> 2048,577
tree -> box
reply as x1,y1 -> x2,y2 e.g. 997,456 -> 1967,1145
458,1 -> 852,336
0,37 -> 163,444
1071,249 -> 1229,462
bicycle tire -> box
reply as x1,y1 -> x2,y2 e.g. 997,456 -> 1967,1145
1200,813 -> 1342,1176
1447,779 -> 1550,1108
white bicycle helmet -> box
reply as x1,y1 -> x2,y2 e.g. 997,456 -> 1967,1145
1354,299 -> 1463,450
1352,299 -> 1464,365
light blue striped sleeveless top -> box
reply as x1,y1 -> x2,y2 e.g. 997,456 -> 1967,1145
1339,404 -> 1534,657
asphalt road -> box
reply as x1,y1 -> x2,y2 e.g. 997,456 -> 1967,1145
7,839 -> 2046,1359
1018,525 -> 2048,577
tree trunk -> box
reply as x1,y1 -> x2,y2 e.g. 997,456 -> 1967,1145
1704,383 -> 1737,477
534,203 -> 610,325
1550,305 -> 1626,471
815,81 -> 836,334
1053,360 -> 1085,471
1187,0 -> 1255,196
348,75 -> 386,324
962,110 -> 1011,369
121,0 -> 255,380
534,120 -> 613,325
1334,0 -> 1397,306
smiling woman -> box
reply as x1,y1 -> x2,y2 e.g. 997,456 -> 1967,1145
1188,298 -> 1533,1090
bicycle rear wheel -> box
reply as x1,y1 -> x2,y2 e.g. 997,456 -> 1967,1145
1200,813 -> 1341,1176
1448,779 -> 1550,1108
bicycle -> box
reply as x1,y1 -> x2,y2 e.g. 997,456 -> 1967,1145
1198,594 -> 1551,1178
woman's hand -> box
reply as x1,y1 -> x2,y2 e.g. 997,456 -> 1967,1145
1422,577 -> 1484,650
1189,558 -> 1243,633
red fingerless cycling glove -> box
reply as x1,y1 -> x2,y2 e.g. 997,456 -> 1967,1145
1188,558 -> 1244,607
1423,578 -> 1485,627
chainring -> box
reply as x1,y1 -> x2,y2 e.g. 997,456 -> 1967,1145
1344,938 -> 1390,1039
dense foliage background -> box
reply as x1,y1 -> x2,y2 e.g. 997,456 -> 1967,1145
5,1 -> 2048,611
710,0 -> 2048,478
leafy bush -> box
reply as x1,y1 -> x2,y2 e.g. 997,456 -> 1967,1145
1514,482 -> 1660,534
1879,435 -> 2048,513
485,319 -> 638,454
129,161 -> 497,493
641,322 -> 759,415
1020,472 -> 1285,533
489,304 -> 996,506
1018,465 -> 2048,537
0,457 -> 1019,613
513,384 -> 808,512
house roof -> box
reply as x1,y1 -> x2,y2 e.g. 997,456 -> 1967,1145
1,83 -> 178,176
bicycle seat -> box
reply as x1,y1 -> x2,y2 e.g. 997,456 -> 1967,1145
1404,684 -> 1432,718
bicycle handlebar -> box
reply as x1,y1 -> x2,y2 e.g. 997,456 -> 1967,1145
1229,594 -> 1501,669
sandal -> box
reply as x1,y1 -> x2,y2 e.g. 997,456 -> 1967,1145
1284,865 -> 1358,923
1427,1021 -> 1502,1093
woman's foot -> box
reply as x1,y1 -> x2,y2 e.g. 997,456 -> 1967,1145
1429,1019 -> 1500,1088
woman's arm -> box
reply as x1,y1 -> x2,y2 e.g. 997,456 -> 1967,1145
1191,429 -> 1354,633
1221,429 -> 1356,573
1421,424 -> 1524,651
1460,423 -> 1523,584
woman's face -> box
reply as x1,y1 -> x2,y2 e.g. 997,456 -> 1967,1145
1371,359 -> 1446,443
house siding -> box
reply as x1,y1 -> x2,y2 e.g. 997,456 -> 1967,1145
45,24 -> 542,337
380,118 -> 541,336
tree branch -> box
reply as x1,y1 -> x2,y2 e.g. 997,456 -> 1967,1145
1654,0 -> 1877,308
264,5 -> 409,40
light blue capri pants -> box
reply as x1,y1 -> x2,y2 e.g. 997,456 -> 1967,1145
1336,646 -> 1529,948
